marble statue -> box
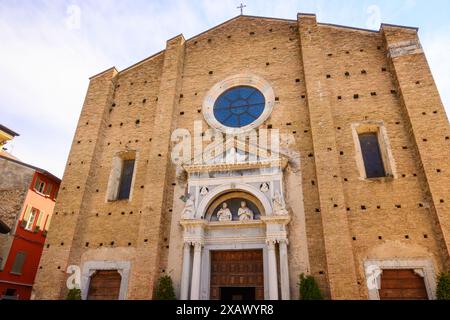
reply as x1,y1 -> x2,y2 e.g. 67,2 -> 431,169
181,195 -> 195,220
216,202 -> 232,222
260,182 -> 269,193
200,186 -> 209,196
238,201 -> 254,221
273,191 -> 288,216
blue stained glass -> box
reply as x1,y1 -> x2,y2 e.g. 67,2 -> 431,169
213,86 -> 265,128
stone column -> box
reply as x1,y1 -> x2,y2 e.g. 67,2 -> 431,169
279,240 -> 290,300
180,243 -> 191,300
267,241 -> 279,300
190,242 -> 202,300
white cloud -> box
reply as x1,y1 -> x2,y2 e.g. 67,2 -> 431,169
422,28 -> 450,121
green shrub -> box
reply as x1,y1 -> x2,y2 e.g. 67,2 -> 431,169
154,275 -> 176,300
298,273 -> 323,300
436,272 -> 450,300
66,288 -> 82,300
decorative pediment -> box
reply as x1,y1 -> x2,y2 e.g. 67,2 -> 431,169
183,137 -> 288,173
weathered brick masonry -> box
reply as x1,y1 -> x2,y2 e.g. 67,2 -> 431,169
33,14 -> 449,300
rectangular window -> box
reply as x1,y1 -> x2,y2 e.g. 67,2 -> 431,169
34,178 -> 46,194
11,252 -> 26,275
358,133 -> 386,178
117,159 -> 135,200
25,208 -> 38,231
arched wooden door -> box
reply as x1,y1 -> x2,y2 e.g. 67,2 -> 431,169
87,270 -> 121,300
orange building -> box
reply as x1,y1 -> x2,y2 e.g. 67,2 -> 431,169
0,125 -> 60,300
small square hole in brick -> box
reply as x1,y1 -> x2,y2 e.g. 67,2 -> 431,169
180,112 -> 184,115
337,96 -> 342,100
275,97 -> 279,101
371,92 -> 377,96
382,67 -> 387,72
266,62 -> 270,66
352,237 -> 356,241
295,79 -> 300,83
361,70 -> 367,74
405,235 -> 410,239
396,205 -> 402,209
301,95 -> 306,99
268,124 -> 273,129
345,72 -> 350,76
326,74 -> 331,78
315,209 -> 320,213
361,205 -> 367,210
135,120 -> 140,125
209,71 -> 213,75
423,234 -> 428,239
249,31 -> 255,35
378,236 -> 383,240
391,90 -> 397,94
353,94 -> 359,99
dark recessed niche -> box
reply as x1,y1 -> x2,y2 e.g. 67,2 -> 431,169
440,199 -> 445,203
227,35 -> 231,39
416,81 -> 421,85
120,122 -> 123,127
209,71 -> 213,75
144,239 -> 148,243
158,154 -> 162,157
266,62 -> 270,66
405,235 -> 410,239
361,70 -> 367,74
108,124 -> 112,127
207,39 -> 212,43
395,121 -> 401,125
345,51 -> 350,54
378,236 -> 383,240
301,95 -> 306,99
99,243 -> 103,247
135,119 -> 140,125
361,206 -> 367,210
128,242 -> 132,246
308,153 -> 314,158
346,208 -> 351,211
110,241 -> 115,246
315,209 -> 320,213
128,102 -> 132,106
377,206 -> 381,209
326,74 -> 331,79
337,96 -> 342,100
352,237 -> 356,241
340,151 -> 344,155
180,112 -> 184,115
344,178 -> 348,182
345,72 -> 350,77
142,99 -> 147,103
377,46 -> 382,50
269,28 -> 273,32
353,94 -> 359,99
267,124 -> 273,129
275,97 -> 279,101
327,53 -> 333,57
273,47 -> 277,50
334,204 -> 338,208
395,205 -> 402,209
419,203 -> 424,208
371,92 -> 377,96
382,67 -> 387,72
249,32 -> 255,35
295,79 -> 300,83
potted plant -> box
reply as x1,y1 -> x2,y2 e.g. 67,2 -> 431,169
298,273 -> 323,300
154,275 -> 176,300
436,272 -> 450,300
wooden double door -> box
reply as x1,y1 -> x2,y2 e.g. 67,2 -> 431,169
379,269 -> 428,300
210,250 -> 264,300
87,270 -> 121,300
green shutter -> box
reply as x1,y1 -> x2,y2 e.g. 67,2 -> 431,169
22,206 -> 32,221
36,211 -> 44,228
44,213 -> 52,231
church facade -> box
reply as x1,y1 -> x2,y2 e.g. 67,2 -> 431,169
33,14 -> 450,300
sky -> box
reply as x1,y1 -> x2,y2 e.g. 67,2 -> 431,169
0,0 -> 449,178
